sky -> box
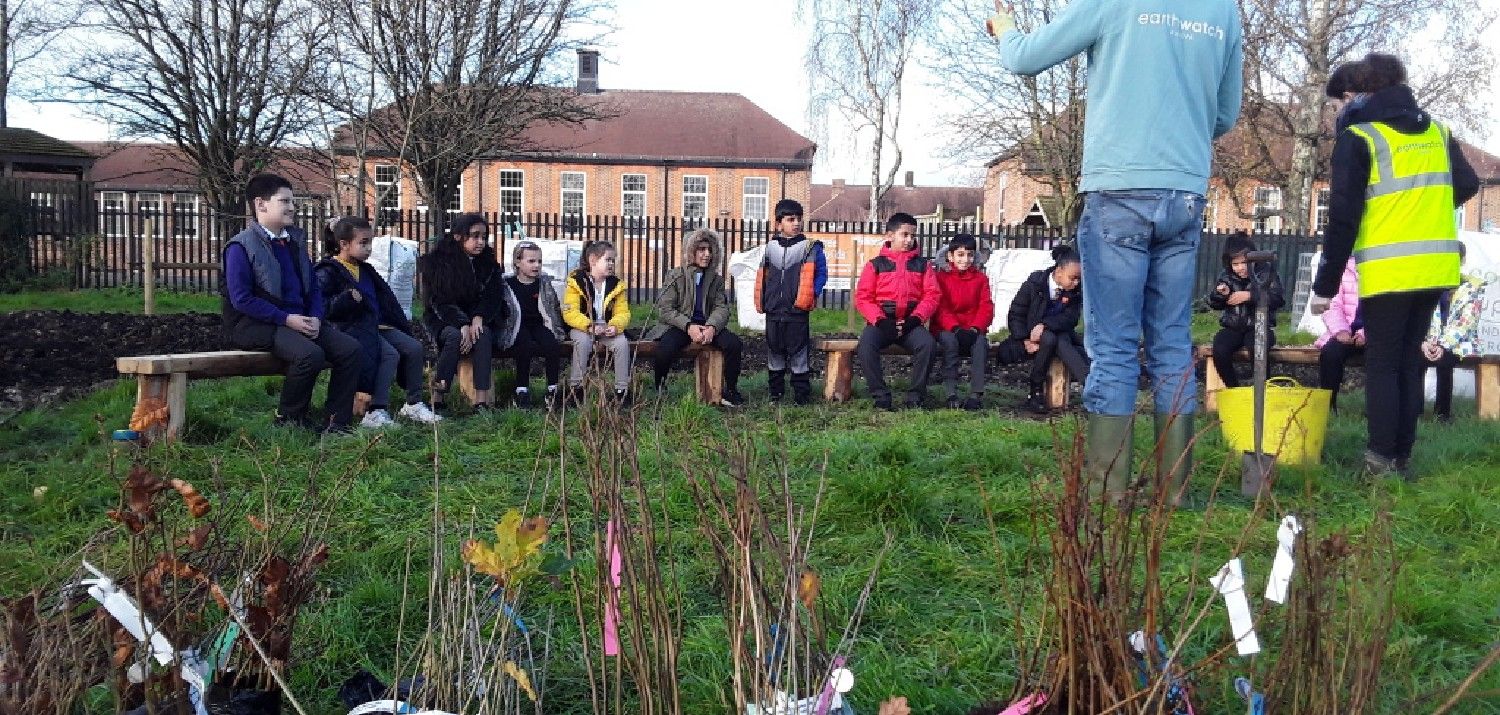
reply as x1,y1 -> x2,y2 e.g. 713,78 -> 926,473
10,0 -> 1500,187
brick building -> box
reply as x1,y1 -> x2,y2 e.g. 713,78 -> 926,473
807,172 -> 984,227
339,51 -> 816,229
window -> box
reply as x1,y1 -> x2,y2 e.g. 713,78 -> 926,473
743,177 -> 769,222
1253,186 -> 1282,232
447,176 -> 463,214
375,164 -> 401,225
1201,192 -> 1217,231
498,169 -> 524,223
99,191 -> 127,238
137,192 -> 164,238
561,171 -> 586,234
1314,188 -> 1330,233
1455,204 -> 1467,230
172,193 -> 200,239
682,175 -> 707,226
621,173 -> 647,234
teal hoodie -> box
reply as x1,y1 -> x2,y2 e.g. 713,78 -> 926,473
999,0 -> 1243,195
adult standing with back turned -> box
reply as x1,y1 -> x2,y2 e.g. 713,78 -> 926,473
985,1 -> 1243,504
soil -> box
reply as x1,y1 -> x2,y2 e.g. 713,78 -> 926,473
0,310 -> 1350,418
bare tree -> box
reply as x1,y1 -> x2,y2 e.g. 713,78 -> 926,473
322,0 -> 608,240
806,0 -> 935,224
1219,0 -> 1495,234
0,0 -> 80,128
56,0 -> 327,219
926,0 -> 1087,228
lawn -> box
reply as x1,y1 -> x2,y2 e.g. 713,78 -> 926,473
2,358 -> 1497,713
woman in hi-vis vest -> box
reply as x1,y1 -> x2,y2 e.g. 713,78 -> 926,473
1310,53 -> 1480,480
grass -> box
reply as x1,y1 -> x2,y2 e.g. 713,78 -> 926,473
2,361 -> 1498,713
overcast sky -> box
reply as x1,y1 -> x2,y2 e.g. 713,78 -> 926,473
11,0 -> 1500,187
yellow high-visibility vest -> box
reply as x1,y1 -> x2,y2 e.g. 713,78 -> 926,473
1346,120 -> 1461,298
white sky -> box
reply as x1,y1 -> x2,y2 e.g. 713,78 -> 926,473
10,0 -> 1500,187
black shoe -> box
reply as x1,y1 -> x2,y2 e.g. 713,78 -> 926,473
514,390 -> 533,409
1361,450 -> 1398,479
902,395 -> 924,411
792,391 -> 812,406
720,389 -> 747,407
1395,456 -> 1417,482
615,389 -> 634,408
321,421 -> 354,437
962,396 -> 983,411
946,395 -> 960,410
273,412 -> 316,431
873,396 -> 894,412
544,386 -> 561,411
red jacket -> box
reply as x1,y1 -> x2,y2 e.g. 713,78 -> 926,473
933,266 -> 994,333
855,243 -> 942,326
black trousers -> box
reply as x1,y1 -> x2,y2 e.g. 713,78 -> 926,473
1318,338 -> 1363,410
511,322 -> 562,388
998,330 -> 1088,386
435,325 -> 494,393
857,324 -> 936,401
652,326 -> 743,391
1362,290 -> 1444,460
1211,326 -> 1275,389
1426,349 -> 1460,418
230,323 -> 360,427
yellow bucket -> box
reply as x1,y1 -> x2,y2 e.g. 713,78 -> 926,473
1217,377 -> 1333,466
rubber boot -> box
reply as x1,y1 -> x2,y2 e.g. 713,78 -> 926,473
1084,413 -> 1135,504
768,369 -> 786,402
1154,412 -> 1195,507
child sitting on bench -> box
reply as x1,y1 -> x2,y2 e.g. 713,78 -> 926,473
1315,256 -> 1364,411
646,228 -> 746,406
419,213 -> 507,412
932,234 -> 994,411
1205,232 -> 1285,389
562,241 -> 633,405
853,212 -> 941,411
316,216 -> 441,428
996,245 -> 1089,414
500,240 -> 567,409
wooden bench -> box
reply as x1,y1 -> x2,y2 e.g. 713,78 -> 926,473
117,351 -> 285,442
813,338 -> 1073,407
1197,345 -> 1500,420
455,340 -> 726,405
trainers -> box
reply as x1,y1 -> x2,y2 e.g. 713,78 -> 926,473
720,389 -> 747,408
962,396 -> 983,411
1361,450 -> 1399,479
792,392 -> 812,406
544,386 -> 562,411
873,396 -> 895,412
1023,394 -> 1049,415
514,389 -> 533,409
360,409 -> 396,429
398,402 -> 443,424
615,388 -> 634,408
946,395 -> 961,410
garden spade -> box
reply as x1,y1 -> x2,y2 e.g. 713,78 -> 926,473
1241,251 -> 1278,497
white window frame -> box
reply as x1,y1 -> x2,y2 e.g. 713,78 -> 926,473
171,193 -> 200,239
1202,190 -> 1217,232
1314,187 -> 1330,233
561,171 -> 587,235
1455,204 -> 1467,230
1253,186 -> 1283,232
498,169 -> 525,222
621,173 -> 647,235
99,191 -> 127,238
682,174 -> 708,226
447,175 -> 464,214
375,164 -> 401,223
137,192 -> 165,239
742,176 -> 770,222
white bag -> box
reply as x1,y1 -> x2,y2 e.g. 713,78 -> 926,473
368,235 -> 420,319
984,249 -> 1056,335
728,244 -> 767,332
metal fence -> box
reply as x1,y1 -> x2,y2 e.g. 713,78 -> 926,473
19,198 -> 1322,311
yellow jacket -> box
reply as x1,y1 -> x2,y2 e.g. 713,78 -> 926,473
562,270 -> 631,332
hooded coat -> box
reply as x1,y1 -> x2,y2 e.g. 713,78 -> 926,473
646,228 -> 730,339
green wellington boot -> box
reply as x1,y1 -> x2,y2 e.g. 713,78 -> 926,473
1154,412 -> 1195,507
1084,413 -> 1135,503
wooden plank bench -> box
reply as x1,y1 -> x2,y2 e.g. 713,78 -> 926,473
117,351 -> 285,442
813,337 -> 1073,407
455,340 -> 725,405
1196,344 -> 1500,420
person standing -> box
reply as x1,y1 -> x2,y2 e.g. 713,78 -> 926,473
986,0 -> 1243,504
1310,54 -> 1479,479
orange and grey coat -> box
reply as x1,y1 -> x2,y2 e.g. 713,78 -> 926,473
755,234 -> 828,318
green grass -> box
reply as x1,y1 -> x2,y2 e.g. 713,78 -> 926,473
2,366 -> 1498,713
0,287 -> 222,314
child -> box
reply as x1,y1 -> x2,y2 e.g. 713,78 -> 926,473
1205,232 -> 1285,388
1423,242 -> 1486,422
419,213 -> 508,411
222,174 -> 361,433
854,212 -> 941,411
1314,256 -> 1364,411
562,240 -> 633,403
316,217 -> 441,428
755,199 -> 827,404
500,240 -> 567,409
932,234 -> 995,411
646,228 -> 747,406
996,245 -> 1089,414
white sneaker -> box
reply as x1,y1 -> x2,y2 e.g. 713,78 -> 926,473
360,409 -> 396,429
399,401 -> 443,424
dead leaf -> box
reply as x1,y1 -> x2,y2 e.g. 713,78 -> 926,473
877,696 -> 911,715
179,524 -> 213,550
504,660 -> 537,702
107,509 -> 146,533
246,515 -> 269,532
168,479 -> 210,517
798,568 -> 820,611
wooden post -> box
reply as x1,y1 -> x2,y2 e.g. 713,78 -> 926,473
1046,358 -> 1069,409
134,372 -> 188,443
142,218 -> 156,315
1477,362 -> 1499,421
1204,353 -> 1224,412
456,357 -> 478,406
695,348 -> 724,404
824,350 -> 854,402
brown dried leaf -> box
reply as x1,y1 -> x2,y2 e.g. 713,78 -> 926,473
167,478 -> 210,518
178,524 -> 213,551
123,465 -> 167,523
107,509 -> 147,533
246,515 -> 269,532
797,568 -> 820,611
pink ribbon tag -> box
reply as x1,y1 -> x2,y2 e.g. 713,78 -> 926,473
998,693 -> 1048,715
603,519 -> 622,656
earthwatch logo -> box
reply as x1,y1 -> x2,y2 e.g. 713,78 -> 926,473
1137,12 -> 1227,41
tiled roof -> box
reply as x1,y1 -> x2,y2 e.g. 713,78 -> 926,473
0,128 -> 95,162
71,142 -> 334,195
808,181 -> 984,223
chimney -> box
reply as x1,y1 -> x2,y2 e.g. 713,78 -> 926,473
577,49 -> 601,94
903,171 -> 914,189
831,179 -> 845,197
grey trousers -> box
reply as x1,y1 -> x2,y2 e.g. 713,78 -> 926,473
373,328 -> 427,408
937,330 -> 988,398
569,329 -> 632,391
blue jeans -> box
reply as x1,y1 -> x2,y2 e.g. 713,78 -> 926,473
1076,190 -> 1204,416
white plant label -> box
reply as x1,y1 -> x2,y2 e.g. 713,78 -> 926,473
1212,558 -> 1261,656
1265,515 -> 1302,604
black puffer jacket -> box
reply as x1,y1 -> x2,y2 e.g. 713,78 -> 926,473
418,242 -> 506,335
1006,268 -> 1082,340
1205,263 -> 1284,330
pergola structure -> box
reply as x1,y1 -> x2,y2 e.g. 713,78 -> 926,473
0,128 -> 95,180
